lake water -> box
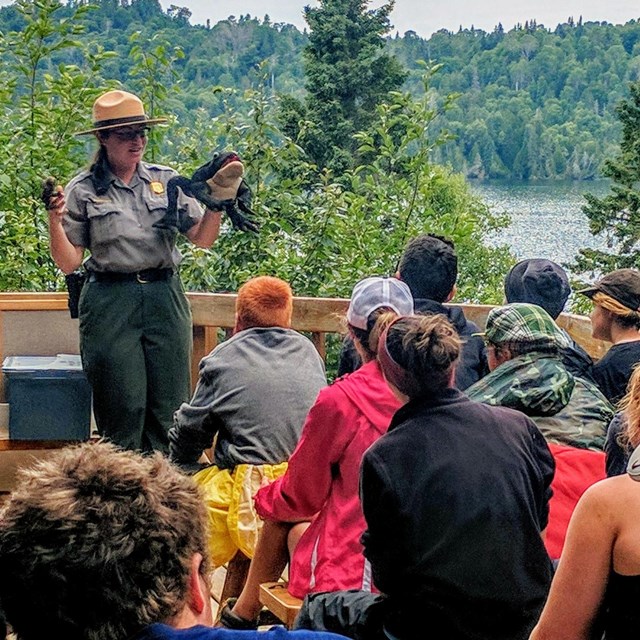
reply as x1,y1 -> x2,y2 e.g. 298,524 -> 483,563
469,179 -> 611,268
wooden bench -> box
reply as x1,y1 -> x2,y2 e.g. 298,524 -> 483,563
259,582 -> 302,629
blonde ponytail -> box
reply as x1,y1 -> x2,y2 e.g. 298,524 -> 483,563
619,364 -> 640,449
349,308 -> 398,363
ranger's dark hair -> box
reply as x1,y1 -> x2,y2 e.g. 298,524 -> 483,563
398,234 -> 457,303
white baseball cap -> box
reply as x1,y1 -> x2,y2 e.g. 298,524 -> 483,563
346,277 -> 414,330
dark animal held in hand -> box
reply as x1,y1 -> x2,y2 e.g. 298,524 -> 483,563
41,176 -> 60,210
154,151 -> 259,233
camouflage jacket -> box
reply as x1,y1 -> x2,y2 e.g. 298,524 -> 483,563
466,352 -> 613,450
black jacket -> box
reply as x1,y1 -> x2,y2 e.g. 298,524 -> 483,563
338,298 -> 488,390
360,389 -> 554,640
560,334 -> 595,384
605,412 -> 629,477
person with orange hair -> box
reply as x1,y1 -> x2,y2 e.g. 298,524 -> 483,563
221,276 -> 414,630
169,275 -> 326,568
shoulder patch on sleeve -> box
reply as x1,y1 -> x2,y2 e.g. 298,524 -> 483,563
145,163 -> 174,174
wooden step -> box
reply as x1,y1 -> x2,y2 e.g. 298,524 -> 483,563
258,581 -> 302,629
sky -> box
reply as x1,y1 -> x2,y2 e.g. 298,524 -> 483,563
0,0 -> 636,36
154,0 -> 640,37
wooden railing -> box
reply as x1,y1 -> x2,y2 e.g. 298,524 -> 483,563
0,291 -> 609,394
0,291 -> 609,490
188,292 -> 351,385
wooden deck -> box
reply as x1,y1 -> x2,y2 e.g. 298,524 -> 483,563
0,291 -> 607,492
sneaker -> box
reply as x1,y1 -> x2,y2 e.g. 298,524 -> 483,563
216,597 -> 259,630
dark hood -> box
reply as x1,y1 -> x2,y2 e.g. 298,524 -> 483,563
414,298 -> 470,335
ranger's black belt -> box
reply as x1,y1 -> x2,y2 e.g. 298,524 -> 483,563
88,268 -> 174,284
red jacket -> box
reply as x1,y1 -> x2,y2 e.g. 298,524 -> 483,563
546,442 -> 605,559
254,360 -> 400,599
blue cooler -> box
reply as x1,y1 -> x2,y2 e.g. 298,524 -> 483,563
2,355 -> 92,441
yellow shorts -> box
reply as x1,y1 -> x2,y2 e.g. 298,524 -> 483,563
193,462 -> 288,567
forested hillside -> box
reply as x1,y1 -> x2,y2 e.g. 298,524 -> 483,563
0,0 -> 515,301
1,0 -> 638,180
394,20 -> 640,180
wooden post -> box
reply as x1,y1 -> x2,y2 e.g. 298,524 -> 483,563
311,332 -> 326,360
191,326 -> 219,390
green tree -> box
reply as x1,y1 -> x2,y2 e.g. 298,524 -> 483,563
280,0 -> 406,172
128,30 -> 184,161
348,72 -> 511,303
575,81 -> 640,274
171,68 -> 512,304
0,3 -> 512,311
3,3 -> 640,180
0,0 -> 113,290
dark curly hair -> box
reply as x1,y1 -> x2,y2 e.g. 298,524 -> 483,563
0,441 -> 210,640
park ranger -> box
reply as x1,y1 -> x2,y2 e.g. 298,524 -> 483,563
46,89 -> 222,453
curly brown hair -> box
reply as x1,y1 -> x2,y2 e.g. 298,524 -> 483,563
0,441 -> 210,640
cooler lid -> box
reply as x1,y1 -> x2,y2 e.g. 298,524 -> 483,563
2,354 -> 83,372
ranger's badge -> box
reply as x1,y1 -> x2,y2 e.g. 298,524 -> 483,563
150,181 -> 165,195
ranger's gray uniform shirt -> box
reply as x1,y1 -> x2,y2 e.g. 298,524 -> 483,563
63,162 -> 203,272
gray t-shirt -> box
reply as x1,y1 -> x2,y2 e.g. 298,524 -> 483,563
169,327 -> 327,471
63,162 -> 203,272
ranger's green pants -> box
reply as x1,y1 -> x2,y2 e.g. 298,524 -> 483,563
78,274 -> 192,453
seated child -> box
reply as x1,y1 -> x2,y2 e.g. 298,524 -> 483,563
169,275 -> 327,567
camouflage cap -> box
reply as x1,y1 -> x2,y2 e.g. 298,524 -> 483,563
482,303 -> 572,350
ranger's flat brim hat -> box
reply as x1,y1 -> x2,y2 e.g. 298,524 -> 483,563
579,268 -> 640,313
76,90 -> 168,135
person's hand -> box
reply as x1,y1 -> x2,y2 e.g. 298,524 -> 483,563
47,189 -> 66,221
42,177 -> 66,221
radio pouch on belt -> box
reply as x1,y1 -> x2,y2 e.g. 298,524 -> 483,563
65,271 -> 86,319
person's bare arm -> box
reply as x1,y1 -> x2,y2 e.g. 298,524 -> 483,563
530,481 -> 616,640
185,209 -> 222,248
47,190 -> 84,274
